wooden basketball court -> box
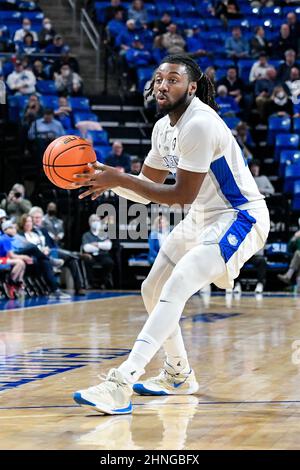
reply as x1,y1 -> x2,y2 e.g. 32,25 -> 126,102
0,291 -> 300,450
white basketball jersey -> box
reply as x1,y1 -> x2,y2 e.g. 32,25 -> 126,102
144,97 -> 265,213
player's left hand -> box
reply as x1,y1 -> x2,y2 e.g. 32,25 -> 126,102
72,162 -> 123,200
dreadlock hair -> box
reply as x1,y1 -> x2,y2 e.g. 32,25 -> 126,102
145,53 -> 218,112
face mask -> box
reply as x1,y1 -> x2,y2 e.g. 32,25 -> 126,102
62,70 -> 70,77
23,24 -> 31,31
274,94 -> 287,105
91,221 -> 100,232
44,23 -> 52,30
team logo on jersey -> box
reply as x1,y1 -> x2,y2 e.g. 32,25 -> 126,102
163,155 -> 179,169
172,137 -> 177,151
227,234 -> 239,246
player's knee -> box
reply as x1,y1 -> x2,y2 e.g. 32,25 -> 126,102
17,259 -> 26,269
161,269 -> 188,301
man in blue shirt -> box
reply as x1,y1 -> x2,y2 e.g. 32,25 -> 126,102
28,108 -> 65,142
104,141 -> 131,173
225,27 -> 249,59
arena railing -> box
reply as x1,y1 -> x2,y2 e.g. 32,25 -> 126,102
67,0 -> 77,34
80,8 -> 100,81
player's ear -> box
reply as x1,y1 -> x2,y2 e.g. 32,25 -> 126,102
188,81 -> 197,96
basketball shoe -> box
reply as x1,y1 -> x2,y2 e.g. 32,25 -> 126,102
133,362 -> 199,396
73,368 -> 133,415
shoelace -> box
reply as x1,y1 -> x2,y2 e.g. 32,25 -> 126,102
91,372 -> 126,394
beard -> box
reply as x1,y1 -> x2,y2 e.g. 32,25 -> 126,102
156,87 -> 190,116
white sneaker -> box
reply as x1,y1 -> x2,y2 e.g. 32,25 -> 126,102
73,368 -> 133,415
255,282 -> 264,294
133,362 -> 199,396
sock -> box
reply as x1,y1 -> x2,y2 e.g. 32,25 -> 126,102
164,327 -> 190,372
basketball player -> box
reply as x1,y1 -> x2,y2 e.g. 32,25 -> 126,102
72,54 -> 270,415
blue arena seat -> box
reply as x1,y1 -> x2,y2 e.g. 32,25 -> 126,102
40,95 -> 59,109
69,97 -> 90,111
292,180 -> 300,210
73,112 -> 99,124
279,150 -> 300,176
36,80 -> 58,95
284,162 -> 300,192
293,117 -> 300,132
275,133 -> 300,160
0,11 -> 22,23
86,130 -> 109,145
267,115 -> 291,145
223,117 -> 241,129
94,145 -> 112,163
137,66 -> 154,93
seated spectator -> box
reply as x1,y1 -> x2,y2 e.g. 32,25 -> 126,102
106,9 -> 127,44
29,207 -> 85,295
116,19 -> 138,53
0,26 -> 13,53
16,215 -> 70,298
186,25 -> 210,58
286,12 -> 300,53
45,35 -> 70,55
6,59 -> 36,95
104,0 -> 127,25
148,215 -> 170,265
162,24 -> 186,55
250,27 -> 270,59
225,27 -> 249,59
104,141 -> 131,172
128,0 -> 147,27
217,67 -> 245,105
1,184 -> 32,224
130,157 -> 142,175
81,214 -> 114,288
16,32 -> 40,55
54,64 -> 83,96
125,36 -> 152,91
0,209 -> 7,232
278,223 -> 300,288
14,18 -> 38,43
266,85 -> 293,117
216,85 -> 240,117
51,50 -> 80,77
54,96 -> 73,129
234,121 -> 254,161
32,60 -> 48,80
249,160 -> 275,196
249,53 -> 270,83
28,109 -> 65,154
277,49 -> 300,83
214,0 -> 242,25
0,220 -> 32,299
22,94 -> 44,129
284,67 -> 300,104
42,202 -> 65,245
255,67 -> 278,121
151,12 -> 171,37
204,66 -> 217,88
272,24 -> 297,58
38,17 -> 57,50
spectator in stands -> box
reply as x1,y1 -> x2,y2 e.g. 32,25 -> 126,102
54,64 -> 83,96
38,17 -> 57,50
29,207 -> 85,296
125,36 -> 152,91
250,26 -> 270,58
204,66 -> 217,88
161,23 -> 186,55
225,27 -> 249,59
51,50 -> 80,77
234,121 -> 254,161
106,9 -> 127,43
272,24 -> 297,58
255,67 -> 278,121
186,25 -> 210,59
1,184 -> 32,224
6,59 -> 36,95
14,18 -> 38,43
128,0 -> 148,27
116,19 -> 138,52
16,32 -> 39,55
22,94 -> 44,129
286,12 -> 300,53
216,85 -> 240,117
278,223 -> 300,287
42,202 -> 65,245
284,67 -> 300,103
81,214 -> 114,288
16,214 -> 70,299
45,35 -> 70,55
32,60 -> 48,80
0,209 -> 7,232
130,157 -> 142,175
217,67 -> 245,106
214,0 -> 242,27
54,96 -> 73,129
104,0 -> 127,25
151,12 -> 172,38
0,220 -> 32,299
266,85 -> 294,117
28,108 -> 65,154
0,26 -> 13,53
277,49 -> 300,83
148,215 -> 170,265
249,160 -> 275,196
104,141 -> 131,172
249,53 -> 270,83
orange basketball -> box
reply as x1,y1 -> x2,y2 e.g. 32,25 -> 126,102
43,135 -> 97,189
